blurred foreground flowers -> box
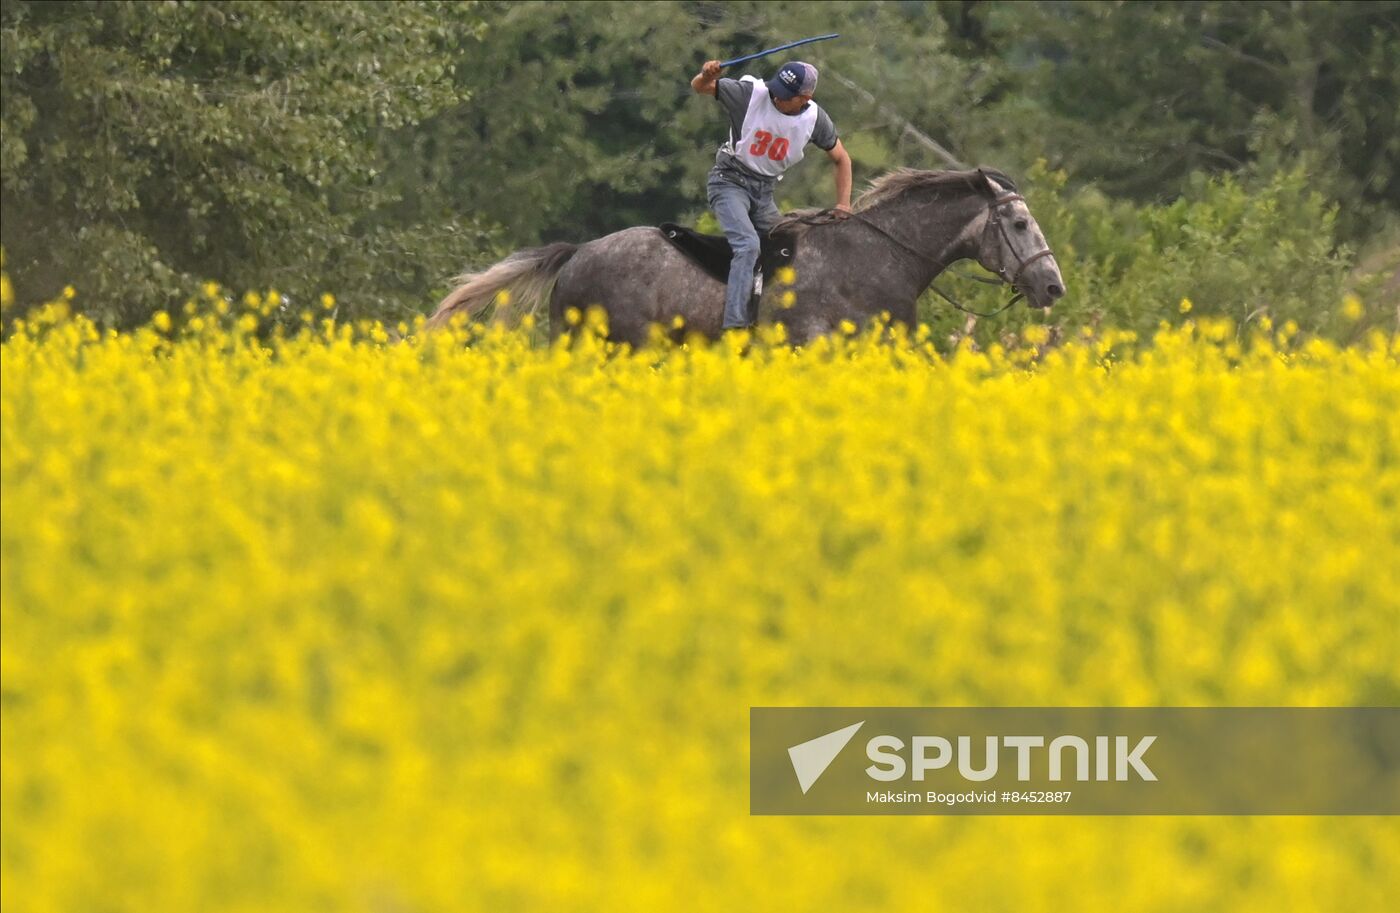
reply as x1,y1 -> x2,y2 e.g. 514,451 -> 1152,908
2,291 -> 1399,912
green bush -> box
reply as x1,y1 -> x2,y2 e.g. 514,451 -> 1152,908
922,161 -> 1369,347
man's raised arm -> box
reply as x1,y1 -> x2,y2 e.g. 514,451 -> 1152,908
691,59 -> 722,96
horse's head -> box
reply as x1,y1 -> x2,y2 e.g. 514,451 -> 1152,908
972,170 -> 1064,310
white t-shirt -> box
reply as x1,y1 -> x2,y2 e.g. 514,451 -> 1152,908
714,75 -> 837,181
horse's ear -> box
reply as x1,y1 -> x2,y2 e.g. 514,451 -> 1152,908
977,167 -> 1017,194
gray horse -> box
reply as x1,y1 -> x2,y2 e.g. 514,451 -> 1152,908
428,167 -> 1064,345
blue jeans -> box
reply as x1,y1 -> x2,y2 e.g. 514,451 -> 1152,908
707,168 -> 781,329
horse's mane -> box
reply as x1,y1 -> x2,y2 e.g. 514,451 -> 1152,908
855,167 -> 1016,211
774,166 -> 1016,234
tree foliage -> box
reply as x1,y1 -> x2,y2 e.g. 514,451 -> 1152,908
956,1 -> 1400,219
1,0 -> 488,324
1,0 -> 1395,327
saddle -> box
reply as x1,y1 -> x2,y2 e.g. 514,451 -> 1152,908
658,223 -> 799,323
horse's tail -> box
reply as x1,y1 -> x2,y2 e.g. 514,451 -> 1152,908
426,241 -> 579,330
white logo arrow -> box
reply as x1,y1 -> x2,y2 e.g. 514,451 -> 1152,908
788,721 -> 865,794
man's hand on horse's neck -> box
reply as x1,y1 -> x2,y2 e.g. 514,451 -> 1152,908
829,140 -> 853,217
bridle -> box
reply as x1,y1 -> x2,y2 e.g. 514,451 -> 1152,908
982,191 -> 1057,291
783,179 -> 1057,318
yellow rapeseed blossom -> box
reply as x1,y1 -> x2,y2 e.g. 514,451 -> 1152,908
2,307 -> 1398,912
1179,297 -> 1193,314
1022,323 -> 1050,345
1341,293 -> 1364,321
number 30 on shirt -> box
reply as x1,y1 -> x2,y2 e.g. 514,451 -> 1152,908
748,131 -> 790,161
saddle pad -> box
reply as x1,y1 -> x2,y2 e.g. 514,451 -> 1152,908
658,223 -> 798,286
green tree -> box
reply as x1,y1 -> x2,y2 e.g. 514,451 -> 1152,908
1,0 -> 489,325
943,1 -> 1400,226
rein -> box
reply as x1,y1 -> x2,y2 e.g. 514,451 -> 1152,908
783,187 -> 1055,319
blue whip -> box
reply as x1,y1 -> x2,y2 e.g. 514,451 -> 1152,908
720,34 -> 840,69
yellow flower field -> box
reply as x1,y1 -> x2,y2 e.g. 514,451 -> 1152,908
3,298 -> 1399,912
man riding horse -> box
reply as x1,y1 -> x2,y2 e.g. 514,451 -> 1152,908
428,51 -> 1065,344
691,59 -> 853,332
